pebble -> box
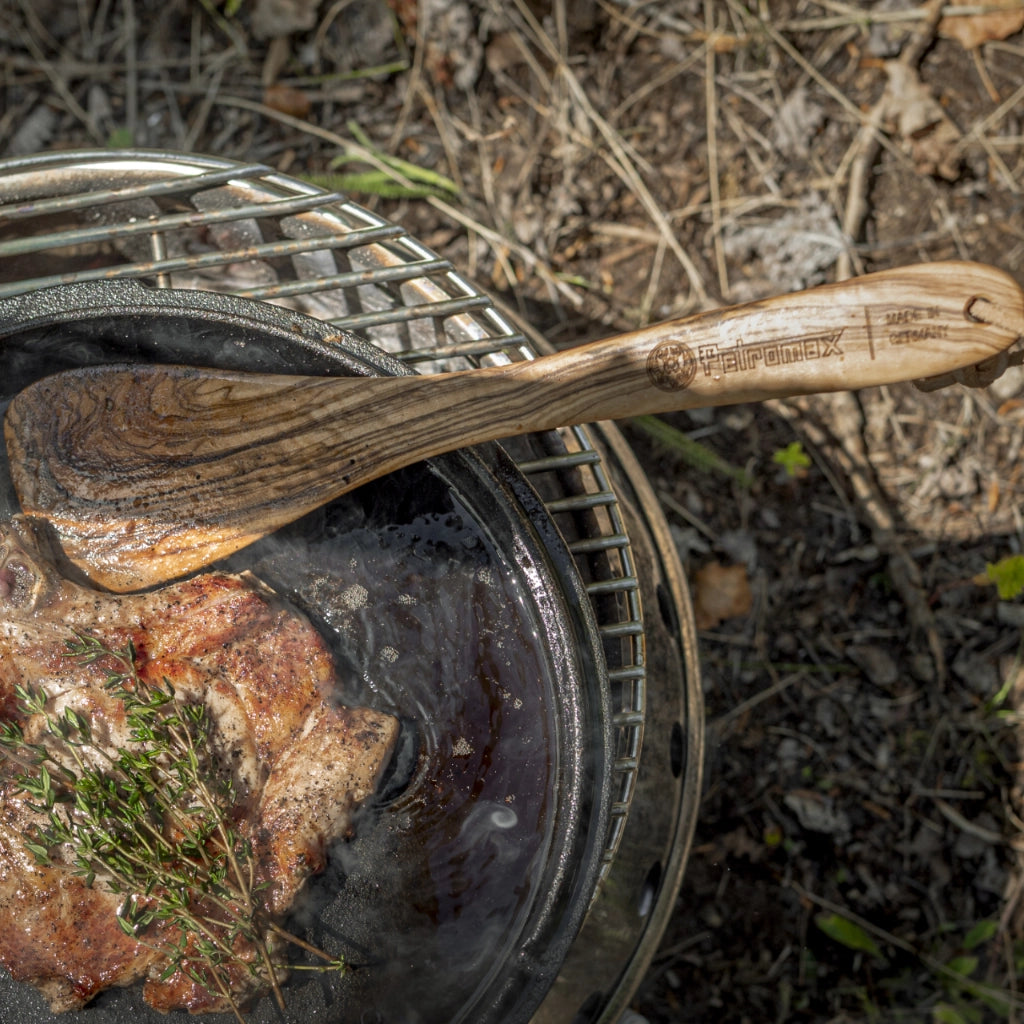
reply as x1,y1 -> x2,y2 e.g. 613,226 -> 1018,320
847,644 -> 900,688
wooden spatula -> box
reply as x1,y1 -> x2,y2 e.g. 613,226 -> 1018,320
6,261 -> 1023,592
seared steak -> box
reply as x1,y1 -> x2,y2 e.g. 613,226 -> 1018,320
0,517 -> 398,1013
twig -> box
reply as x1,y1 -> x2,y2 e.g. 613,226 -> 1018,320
122,0 -> 138,139
710,670 -> 803,731
954,78 -> 1024,194
386,0 -> 427,158
934,797 -> 1007,845
780,0 -> 952,685
703,0 -> 728,298
183,63 -> 226,153
780,3 -> 1015,32
413,80 -> 466,195
656,488 -> 717,541
639,234 -> 667,324
191,0 -> 248,56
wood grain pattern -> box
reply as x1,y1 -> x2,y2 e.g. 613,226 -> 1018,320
6,261 -> 1023,591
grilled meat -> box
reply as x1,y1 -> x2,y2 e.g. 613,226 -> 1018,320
0,517 -> 398,1013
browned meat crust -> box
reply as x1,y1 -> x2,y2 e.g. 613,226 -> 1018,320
0,518 -> 398,1013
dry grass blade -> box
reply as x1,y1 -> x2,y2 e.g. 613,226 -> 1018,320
703,0 -> 727,297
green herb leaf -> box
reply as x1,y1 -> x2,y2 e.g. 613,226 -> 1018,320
986,555 -> 1024,599
772,440 -> 812,477
932,1004 -> 972,1024
24,841 -> 52,865
814,912 -> 884,959
306,120 -> 460,201
946,954 -> 979,977
962,919 -> 998,950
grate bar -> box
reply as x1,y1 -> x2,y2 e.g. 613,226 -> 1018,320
516,451 -> 604,474
568,533 -> 632,555
608,663 -> 647,680
612,711 -> 645,727
0,223 -> 406,299
0,163 -> 271,220
544,490 -> 619,514
396,334 -> 532,364
325,294 -> 493,331
231,258 -> 455,301
586,576 -> 641,597
0,190 -> 354,258
600,621 -> 645,639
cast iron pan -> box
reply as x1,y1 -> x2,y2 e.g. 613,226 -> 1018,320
0,281 -> 612,1024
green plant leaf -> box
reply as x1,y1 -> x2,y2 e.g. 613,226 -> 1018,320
308,120 -> 460,201
986,555 -> 1024,599
814,912 -> 884,959
772,440 -> 811,477
630,415 -> 752,486
330,150 -> 459,194
933,1004 -> 971,1024
106,128 -> 135,149
306,171 -> 447,201
945,954 -> 979,977
962,919 -> 998,950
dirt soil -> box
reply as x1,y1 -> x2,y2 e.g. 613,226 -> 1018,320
3,1 -> 1024,1021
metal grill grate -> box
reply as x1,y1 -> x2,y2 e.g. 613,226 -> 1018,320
0,149 -> 646,878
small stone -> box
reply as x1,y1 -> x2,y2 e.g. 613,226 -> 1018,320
847,644 -> 900,688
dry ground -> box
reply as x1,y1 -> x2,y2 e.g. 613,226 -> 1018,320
3,1 -> 1024,1021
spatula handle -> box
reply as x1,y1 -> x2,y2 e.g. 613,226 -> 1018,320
493,260 -> 1024,429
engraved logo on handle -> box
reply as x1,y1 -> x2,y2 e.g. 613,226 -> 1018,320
646,340 -> 698,392
696,330 -> 845,375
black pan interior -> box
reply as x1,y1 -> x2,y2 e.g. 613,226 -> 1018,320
0,282 -> 611,1024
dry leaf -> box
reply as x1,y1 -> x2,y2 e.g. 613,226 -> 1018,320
884,61 -> 961,180
939,2 -> 1024,49
262,84 -> 312,119
692,562 -> 753,630
783,790 -> 851,839
485,31 -> 526,76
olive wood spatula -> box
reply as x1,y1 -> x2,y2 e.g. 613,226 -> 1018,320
6,260 -> 1024,592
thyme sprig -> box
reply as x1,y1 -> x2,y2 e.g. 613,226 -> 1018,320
0,631 -> 345,1022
